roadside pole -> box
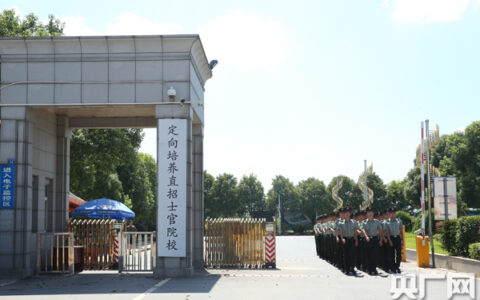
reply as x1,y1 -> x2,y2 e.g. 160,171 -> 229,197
421,122 -> 426,246
278,187 -> 282,235
426,120 -> 435,267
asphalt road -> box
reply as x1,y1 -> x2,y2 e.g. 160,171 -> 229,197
1,236 -> 478,300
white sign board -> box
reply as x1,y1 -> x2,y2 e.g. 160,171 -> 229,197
433,177 -> 457,220
157,119 -> 187,257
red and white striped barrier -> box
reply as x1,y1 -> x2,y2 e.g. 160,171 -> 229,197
113,235 -> 119,263
265,235 -> 276,267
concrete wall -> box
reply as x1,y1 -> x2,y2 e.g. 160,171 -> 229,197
406,249 -> 480,276
0,107 -> 34,278
31,109 -> 57,235
0,107 -> 70,277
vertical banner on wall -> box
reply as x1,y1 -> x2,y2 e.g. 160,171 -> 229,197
0,159 -> 15,209
157,119 -> 187,257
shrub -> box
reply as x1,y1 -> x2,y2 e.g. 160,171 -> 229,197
396,211 -> 414,231
456,216 -> 480,256
439,219 -> 459,255
469,243 -> 480,260
293,224 -> 306,234
413,209 -> 436,233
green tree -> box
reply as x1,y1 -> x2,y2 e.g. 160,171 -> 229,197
367,173 -> 389,212
326,175 -> 363,211
204,171 -> 216,218
296,177 -> 329,223
0,9 -> 64,37
404,164 -> 421,209
386,179 -> 408,210
117,153 -> 157,231
237,174 -> 265,217
265,175 -> 299,216
70,129 -> 144,201
208,173 -> 239,218
451,122 -> 480,208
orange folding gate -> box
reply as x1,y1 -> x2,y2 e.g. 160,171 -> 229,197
204,218 -> 267,268
69,219 -> 122,270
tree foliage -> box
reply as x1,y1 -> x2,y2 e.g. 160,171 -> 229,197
386,179 -> 408,211
0,9 -> 64,37
70,129 -> 158,230
70,129 -> 143,201
296,177 -> 329,223
326,175 -> 363,210
206,173 -> 239,218
265,175 -> 299,216
237,174 -> 265,217
366,173 -> 389,212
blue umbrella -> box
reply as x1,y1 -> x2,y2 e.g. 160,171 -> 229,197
72,198 -> 135,221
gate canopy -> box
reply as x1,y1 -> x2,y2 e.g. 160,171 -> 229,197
72,198 -> 135,220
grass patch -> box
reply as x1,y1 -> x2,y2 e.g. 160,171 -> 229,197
404,231 -> 449,255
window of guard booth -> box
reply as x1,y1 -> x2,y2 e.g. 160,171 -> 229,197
45,178 -> 53,232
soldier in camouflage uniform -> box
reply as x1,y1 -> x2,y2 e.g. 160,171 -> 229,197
361,207 -> 384,275
354,210 -> 367,272
386,207 -> 403,273
334,209 -> 345,271
377,210 -> 389,271
339,207 -> 359,275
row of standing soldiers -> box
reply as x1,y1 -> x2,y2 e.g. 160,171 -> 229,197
314,206 -> 404,276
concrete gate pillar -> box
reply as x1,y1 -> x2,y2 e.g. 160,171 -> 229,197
192,124 -> 204,268
54,116 -> 70,232
0,107 -> 34,278
155,103 -> 195,277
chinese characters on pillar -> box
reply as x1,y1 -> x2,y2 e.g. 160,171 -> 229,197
157,119 -> 187,257
0,159 -> 15,209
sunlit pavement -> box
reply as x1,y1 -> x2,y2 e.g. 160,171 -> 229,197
1,236 -> 479,300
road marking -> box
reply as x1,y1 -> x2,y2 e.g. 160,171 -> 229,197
0,280 -> 17,287
133,278 -> 170,300
223,273 -> 322,278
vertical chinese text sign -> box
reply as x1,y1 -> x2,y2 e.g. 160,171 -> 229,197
0,160 -> 15,209
157,119 -> 187,257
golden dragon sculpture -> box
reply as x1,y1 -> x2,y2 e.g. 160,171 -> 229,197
416,124 -> 441,177
416,124 -> 441,200
358,164 -> 374,211
332,178 -> 344,212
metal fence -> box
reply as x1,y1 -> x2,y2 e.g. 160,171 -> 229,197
204,218 -> 266,268
36,232 -> 74,274
69,219 -> 118,270
121,232 -> 156,272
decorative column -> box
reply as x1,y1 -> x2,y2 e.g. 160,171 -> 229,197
155,104 -> 194,277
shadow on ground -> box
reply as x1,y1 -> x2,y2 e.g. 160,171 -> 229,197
0,270 -> 221,296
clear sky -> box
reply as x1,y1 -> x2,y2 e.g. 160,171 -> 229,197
5,0 -> 480,190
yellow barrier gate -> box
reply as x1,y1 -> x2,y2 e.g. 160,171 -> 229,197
69,219 -> 122,270
204,218 -> 266,268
